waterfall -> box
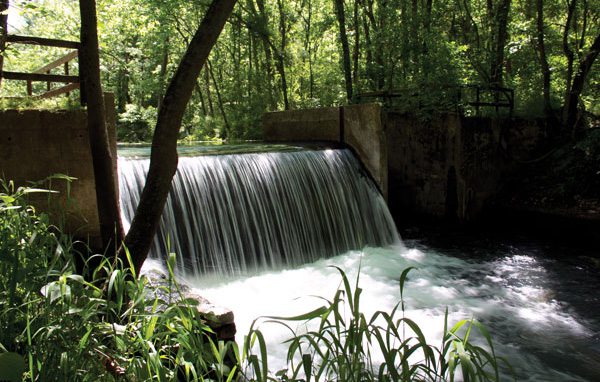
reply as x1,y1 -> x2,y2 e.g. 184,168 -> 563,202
118,148 -> 399,276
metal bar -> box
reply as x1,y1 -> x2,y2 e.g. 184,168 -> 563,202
468,102 -> 511,107
33,50 -> 79,74
6,34 -> 81,49
1,71 -> 80,83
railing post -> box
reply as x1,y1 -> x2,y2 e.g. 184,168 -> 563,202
0,0 -> 8,89
64,61 -> 70,97
78,48 -> 87,105
495,87 -> 499,114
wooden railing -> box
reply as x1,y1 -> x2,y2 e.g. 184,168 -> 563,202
0,34 -> 85,104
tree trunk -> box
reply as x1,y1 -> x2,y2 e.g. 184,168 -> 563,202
411,0 -> 418,61
157,36 -> 169,111
352,0 -> 360,90
195,80 -> 208,116
424,0 -> 433,32
300,0 -> 313,100
204,66 -> 215,116
80,0 -> 124,256
334,0 -> 353,101
247,31 -> 253,101
251,0 -> 278,110
276,0 -> 290,109
490,0 -> 511,87
275,54 -> 290,109
535,0 -> 552,115
564,32 -> 600,134
372,0 -> 385,89
361,0 -> 377,88
361,12 -> 374,89
0,0 -> 8,89
122,0 -> 237,274
116,67 -> 130,113
562,0 -> 577,125
208,59 -> 231,139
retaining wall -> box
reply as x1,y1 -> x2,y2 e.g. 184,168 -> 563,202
386,113 -> 548,221
0,94 -> 117,245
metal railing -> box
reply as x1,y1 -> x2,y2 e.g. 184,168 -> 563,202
356,85 -> 514,116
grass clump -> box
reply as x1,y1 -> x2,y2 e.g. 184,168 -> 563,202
243,266 -> 511,381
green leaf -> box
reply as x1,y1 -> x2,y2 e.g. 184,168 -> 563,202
0,352 -> 26,382
40,281 -> 70,303
21,188 -> 58,195
261,306 -> 329,321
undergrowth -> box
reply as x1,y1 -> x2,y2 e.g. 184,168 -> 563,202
0,180 -> 508,381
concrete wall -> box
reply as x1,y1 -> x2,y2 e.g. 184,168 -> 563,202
263,106 -> 547,222
386,113 -> 548,221
0,94 -> 117,245
343,104 -> 387,198
263,106 -> 341,142
263,103 -> 388,198
386,114 -> 460,219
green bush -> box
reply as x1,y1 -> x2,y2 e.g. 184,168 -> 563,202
0,182 -> 235,381
117,104 -> 157,142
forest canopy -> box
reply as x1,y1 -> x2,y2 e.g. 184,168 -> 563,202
1,0 -> 598,141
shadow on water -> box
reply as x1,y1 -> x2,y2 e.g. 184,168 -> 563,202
402,226 -> 600,381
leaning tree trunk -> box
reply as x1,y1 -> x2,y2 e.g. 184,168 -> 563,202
80,0 -> 124,255
123,0 -> 238,274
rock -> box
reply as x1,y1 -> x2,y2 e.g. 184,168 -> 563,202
141,266 -> 236,340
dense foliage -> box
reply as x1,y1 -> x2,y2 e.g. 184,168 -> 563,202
0,182 -> 504,381
0,180 -> 236,380
1,0 -> 598,141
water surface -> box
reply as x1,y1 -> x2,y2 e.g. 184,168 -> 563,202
185,239 -> 600,381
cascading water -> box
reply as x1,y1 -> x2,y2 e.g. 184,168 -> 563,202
119,148 -> 399,276
118,145 -> 600,381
